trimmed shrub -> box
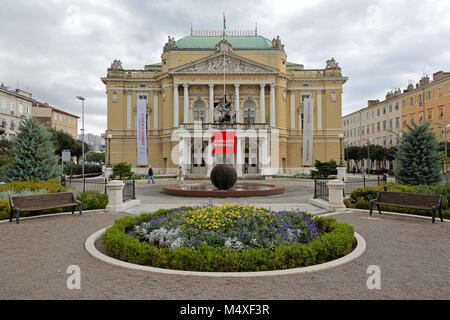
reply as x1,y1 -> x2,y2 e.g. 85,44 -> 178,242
64,164 -> 102,175
102,209 -> 355,272
345,182 -> 450,219
77,190 -> 108,210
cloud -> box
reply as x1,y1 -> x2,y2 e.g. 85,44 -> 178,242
0,0 -> 449,135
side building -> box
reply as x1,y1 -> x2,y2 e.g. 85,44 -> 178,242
0,84 -> 33,140
32,101 -> 79,139
343,70 -> 450,148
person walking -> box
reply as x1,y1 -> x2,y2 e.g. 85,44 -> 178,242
178,166 -> 185,184
361,166 -> 365,179
244,162 -> 248,174
147,164 -> 155,184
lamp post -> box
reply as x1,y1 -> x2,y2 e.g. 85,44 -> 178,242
76,96 -> 85,192
107,134 -> 112,168
338,134 -> 344,166
367,137 -> 375,176
337,133 -> 346,180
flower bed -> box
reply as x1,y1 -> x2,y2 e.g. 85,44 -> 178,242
102,205 -> 356,272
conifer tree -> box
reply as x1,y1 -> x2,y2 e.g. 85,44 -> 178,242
396,121 -> 442,185
5,117 -> 60,182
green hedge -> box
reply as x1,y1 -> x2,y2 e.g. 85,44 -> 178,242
345,182 -> 450,219
102,209 -> 356,272
64,164 -> 102,175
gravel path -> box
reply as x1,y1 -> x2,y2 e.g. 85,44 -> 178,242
0,210 -> 448,300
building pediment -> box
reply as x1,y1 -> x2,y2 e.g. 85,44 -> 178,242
169,52 -> 279,75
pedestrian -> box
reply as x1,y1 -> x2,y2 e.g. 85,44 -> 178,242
244,162 -> 248,174
147,164 -> 155,184
178,166 -> 185,184
361,166 -> 365,179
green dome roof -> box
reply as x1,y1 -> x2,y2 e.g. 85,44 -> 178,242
175,35 -> 273,50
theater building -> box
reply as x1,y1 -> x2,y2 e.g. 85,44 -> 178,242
102,29 -> 347,177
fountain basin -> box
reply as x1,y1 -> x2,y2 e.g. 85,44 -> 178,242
163,182 -> 285,198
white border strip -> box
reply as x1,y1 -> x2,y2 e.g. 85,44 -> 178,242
345,208 -> 449,222
0,209 -> 105,224
85,228 -> 366,277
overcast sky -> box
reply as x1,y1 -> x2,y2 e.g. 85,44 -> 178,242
0,0 -> 449,136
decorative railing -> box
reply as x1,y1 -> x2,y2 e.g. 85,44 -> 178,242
190,29 -> 257,37
179,123 -> 270,130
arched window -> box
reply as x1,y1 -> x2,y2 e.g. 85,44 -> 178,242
193,101 -> 206,123
243,101 -> 255,123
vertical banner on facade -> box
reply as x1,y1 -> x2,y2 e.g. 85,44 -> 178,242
137,97 -> 148,166
212,131 -> 236,154
302,98 -> 314,166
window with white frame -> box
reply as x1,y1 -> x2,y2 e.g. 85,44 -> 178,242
243,101 -> 255,124
193,100 -> 206,123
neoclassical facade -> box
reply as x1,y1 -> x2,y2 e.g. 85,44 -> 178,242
102,30 -> 347,176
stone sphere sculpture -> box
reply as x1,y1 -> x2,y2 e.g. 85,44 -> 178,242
210,164 -> 237,190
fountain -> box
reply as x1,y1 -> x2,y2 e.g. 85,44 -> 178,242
163,165 -> 285,198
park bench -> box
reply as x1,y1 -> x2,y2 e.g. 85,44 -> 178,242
369,191 -> 443,223
9,192 -> 82,224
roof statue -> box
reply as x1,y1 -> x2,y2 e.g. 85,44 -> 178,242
163,36 -> 178,52
271,35 -> 284,50
109,59 -> 123,70
326,57 -> 340,69
215,39 -> 233,53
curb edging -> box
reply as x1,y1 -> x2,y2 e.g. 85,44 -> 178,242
85,228 -> 366,277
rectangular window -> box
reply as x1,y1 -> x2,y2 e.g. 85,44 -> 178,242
301,113 -> 304,130
389,104 -> 392,112
395,102 -> 399,111
395,117 -> 399,128
383,106 -> 386,114
389,119 -> 393,129
427,109 -> 432,120
438,106 -> 444,118
54,114 -> 57,120
418,94 -> 422,104
371,123 -> 375,133
377,122 -> 380,132
377,108 -> 380,116
60,115 -> 62,121
428,91 -> 432,100
402,99 -> 406,109
410,97 -> 414,105
301,95 -> 310,102
383,120 -> 386,130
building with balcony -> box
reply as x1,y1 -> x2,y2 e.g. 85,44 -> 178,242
0,84 -> 33,140
32,101 -> 79,139
102,28 -> 347,176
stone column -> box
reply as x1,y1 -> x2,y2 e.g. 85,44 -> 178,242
153,90 -> 158,130
236,132 -> 243,177
209,84 -> 214,123
106,180 -> 125,212
126,91 -> 132,129
173,84 -> 179,127
290,90 -> 295,129
234,84 -> 240,123
270,83 -> 275,127
260,84 -> 265,123
316,90 -> 322,130
337,166 -> 347,180
327,179 -> 346,211
183,83 -> 189,123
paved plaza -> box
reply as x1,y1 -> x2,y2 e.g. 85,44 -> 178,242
0,178 -> 449,300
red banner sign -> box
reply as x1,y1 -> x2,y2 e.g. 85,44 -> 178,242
212,131 -> 236,154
